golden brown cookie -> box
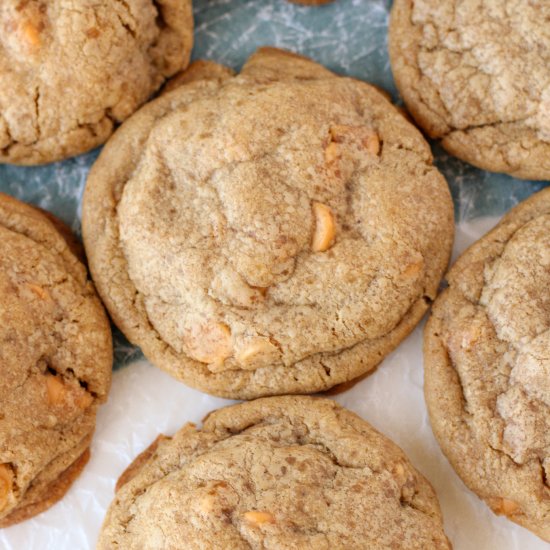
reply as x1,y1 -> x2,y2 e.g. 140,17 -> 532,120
389,0 -> 550,180
424,187 -> 550,541
0,193 -> 112,525
98,396 -> 451,549
0,0 -> 193,165
83,47 -> 454,399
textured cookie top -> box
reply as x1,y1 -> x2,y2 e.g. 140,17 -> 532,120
83,48 -> 453,399
0,0 -> 193,165
0,193 -> 112,522
389,0 -> 550,180
424,187 -> 550,540
98,396 -> 450,549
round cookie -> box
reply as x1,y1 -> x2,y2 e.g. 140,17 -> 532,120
98,396 -> 451,549
424,187 -> 550,540
0,0 -> 193,165
0,193 -> 112,526
389,0 -> 550,180
83,47 -> 454,399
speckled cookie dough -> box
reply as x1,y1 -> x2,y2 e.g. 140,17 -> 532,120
83,47 -> 454,399
424,187 -> 550,541
97,396 -> 451,549
0,0 -> 193,165
389,0 -> 550,180
0,193 -> 112,526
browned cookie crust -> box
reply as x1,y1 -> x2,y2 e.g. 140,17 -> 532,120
98,396 -> 451,549
424,187 -> 550,540
389,0 -> 550,180
83,47 -> 454,399
0,0 -> 193,165
0,193 -> 112,525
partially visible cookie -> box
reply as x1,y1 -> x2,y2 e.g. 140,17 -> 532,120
83,47 -> 454,399
0,193 -> 112,526
98,396 -> 451,549
0,0 -> 193,165
389,0 -> 550,180
424,187 -> 550,540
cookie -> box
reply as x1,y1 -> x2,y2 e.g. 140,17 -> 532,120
0,0 -> 193,165
389,0 -> 550,180
97,396 -> 451,549
424,187 -> 550,540
83,47 -> 454,399
0,193 -> 112,526
163,60 -> 236,94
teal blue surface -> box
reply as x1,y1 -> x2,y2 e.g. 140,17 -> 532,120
0,0 -> 547,367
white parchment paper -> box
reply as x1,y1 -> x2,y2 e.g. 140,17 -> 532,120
1,218 -> 546,549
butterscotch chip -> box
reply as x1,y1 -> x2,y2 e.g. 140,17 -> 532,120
45,373 -> 94,410
243,511 -> 276,526
325,126 -> 380,176
0,465 -> 13,513
98,397 -> 450,549
83,46 -> 453,399
494,498 -> 520,517
424,187 -> 550,541
22,22 -> 41,47
184,322 -> 233,368
311,202 -> 336,252
0,193 -> 112,525
0,0 -> 193,165
324,141 -> 340,165
45,373 -> 67,406
235,338 -> 280,370
75,390 -> 94,410
400,260 -> 423,280
27,283 -> 49,300
363,133 -> 380,156
329,125 -> 380,154
389,0 -> 550,179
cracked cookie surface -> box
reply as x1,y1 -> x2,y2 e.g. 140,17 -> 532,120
83,47 -> 454,399
0,193 -> 112,526
424,187 -> 550,540
0,0 -> 193,165
389,0 -> 550,180
97,396 -> 451,549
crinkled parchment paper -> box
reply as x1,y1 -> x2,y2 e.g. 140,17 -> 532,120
0,1 -> 548,548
